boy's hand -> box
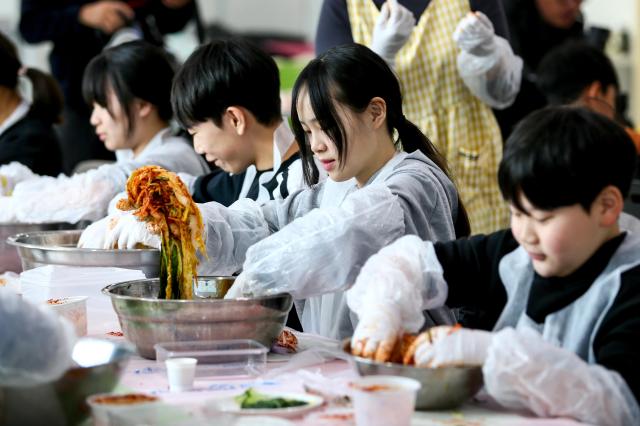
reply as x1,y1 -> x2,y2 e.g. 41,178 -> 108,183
414,328 -> 493,367
79,1 -> 134,34
351,303 -> 402,362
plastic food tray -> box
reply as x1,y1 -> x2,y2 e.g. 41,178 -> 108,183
154,339 -> 267,377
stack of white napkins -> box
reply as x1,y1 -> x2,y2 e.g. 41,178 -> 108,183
20,265 -> 146,310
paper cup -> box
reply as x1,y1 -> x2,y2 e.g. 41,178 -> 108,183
165,357 -> 198,392
86,393 -> 160,426
351,375 -> 421,426
45,296 -> 88,336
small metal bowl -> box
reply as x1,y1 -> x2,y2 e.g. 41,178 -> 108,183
103,277 -> 293,359
7,230 -> 160,277
343,340 -> 483,410
0,338 -> 133,425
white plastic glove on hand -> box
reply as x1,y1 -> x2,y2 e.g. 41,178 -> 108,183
79,211 -> 161,249
453,12 -> 523,109
371,0 -> 416,68
77,215 -> 110,248
350,303 -> 402,362
347,235 -> 449,360
223,273 -> 250,299
414,327 -> 493,367
105,211 -> 161,249
454,11 -> 495,56
0,162 -> 37,196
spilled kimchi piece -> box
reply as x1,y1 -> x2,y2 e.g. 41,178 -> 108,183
118,165 -> 206,299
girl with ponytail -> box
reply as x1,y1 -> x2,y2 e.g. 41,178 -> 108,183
94,43 -> 468,339
0,32 -> 63,176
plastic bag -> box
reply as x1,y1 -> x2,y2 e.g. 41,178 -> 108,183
484,327 -> 640,426
0,290 -> 76,386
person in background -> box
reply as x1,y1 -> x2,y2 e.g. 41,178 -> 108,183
347,107 -> 640,426
170,38 -> 306,208
0,32 -> 62,178
537,41 -> 640,153
19,0 -> 196,174
0,41 -> 209,225
316,0 -> 522,235
81,44 -> 470,339
496,0 -> 585,138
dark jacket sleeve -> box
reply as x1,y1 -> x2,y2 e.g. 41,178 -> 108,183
433,229 -> 517,329
593,264 -> 640,404
191,169 -> 245,206
19,0 -> 88,43
315,0 -> 354,55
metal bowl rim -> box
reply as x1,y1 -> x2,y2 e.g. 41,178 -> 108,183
6,230 -> 158,253
102,278 -> 292,303
341,338 -> 482,372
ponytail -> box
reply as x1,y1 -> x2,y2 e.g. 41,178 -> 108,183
396,117 -> 471,238
0,32 -> 63,124
24,68 -> 64,124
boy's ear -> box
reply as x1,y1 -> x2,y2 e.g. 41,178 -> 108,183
367,97 -> 387,130
595,185 -> 624,226
225,107 -> 246,136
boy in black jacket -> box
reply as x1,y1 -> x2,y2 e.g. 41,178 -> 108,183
347,106 -> 640,425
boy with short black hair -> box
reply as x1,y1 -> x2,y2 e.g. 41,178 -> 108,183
171,38 -> 305,206
347,107 -> 640,425
537,41 -> 640,152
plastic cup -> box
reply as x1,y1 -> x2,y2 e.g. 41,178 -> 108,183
45,296 -> 88,336
165,357 -> 198,392
351,375 -> 421,426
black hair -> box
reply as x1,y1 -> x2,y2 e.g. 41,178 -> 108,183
537,41 -> 619,105
171,38 -> 281,129
290,43 -> 470,237
499,106 -> 636,213
0,31 -> 63,124
82,40 -> 175,135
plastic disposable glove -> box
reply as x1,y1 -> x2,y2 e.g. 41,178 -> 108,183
108,211 -> 161,249
223,273 -> 249,299
0,291 -> 76,386
350,303 -> 402,362
453,12 -> 523,109
371,0 -> 416,68
347,235 -> 449,360
77,216 -> 110,249
414,327 -> 493,367
0,162 -> 37,196
483,327 -> 640,426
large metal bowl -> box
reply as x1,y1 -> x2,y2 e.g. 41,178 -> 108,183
7,230 -> 160,277
103,277 -> 293,359
343,340 -> 483,410
0,338 -> 133,426
0,223 -> 75,273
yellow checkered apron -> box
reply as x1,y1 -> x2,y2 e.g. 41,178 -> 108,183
347,0 -> 509,234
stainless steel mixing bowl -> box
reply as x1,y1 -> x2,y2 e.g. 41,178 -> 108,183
0,338 -> 133,426
0,223 -> 75,273
7,230 -> 160,277
103,277 -> 293,359
343,340 -> 483,410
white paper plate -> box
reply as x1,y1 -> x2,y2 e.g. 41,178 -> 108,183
208,391 -> 324,418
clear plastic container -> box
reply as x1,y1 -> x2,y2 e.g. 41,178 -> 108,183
154,340 -> 267,377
